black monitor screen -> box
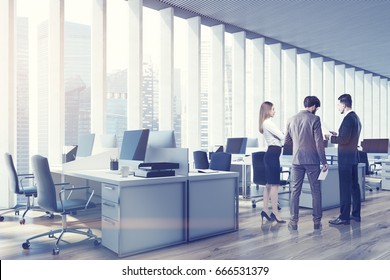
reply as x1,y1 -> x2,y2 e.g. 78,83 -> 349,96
120,129 -> 150,161
65,145 -> 78,162
147,130 -> 176,148
361,138 -> 389,153
225,137 -> 247,154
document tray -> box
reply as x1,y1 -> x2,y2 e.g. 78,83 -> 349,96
138,162 -> 179,170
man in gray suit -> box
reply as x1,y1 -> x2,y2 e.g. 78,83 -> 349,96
284,96 -> 328,230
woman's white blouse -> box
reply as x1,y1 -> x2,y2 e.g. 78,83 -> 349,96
263,118 -> 284,147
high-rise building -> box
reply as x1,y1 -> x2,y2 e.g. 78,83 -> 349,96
37,21 -> 91,150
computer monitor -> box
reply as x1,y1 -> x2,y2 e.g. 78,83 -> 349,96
147,130 -> 176,148
225,137 -> 247,154
77,133 -> 95,158
100,134 -> 117,148
92,134 -> 118,154
63,145 -> 78,163
246,137 -> 259,148
361,138 -> 389,158
119,129 -> 150,161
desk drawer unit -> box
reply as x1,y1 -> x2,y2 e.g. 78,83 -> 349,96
102,183 -> 121,252
102,200 -> 120,221
382,161 -> 390,190
102,216 -> 120,253
102,183 -> 119,203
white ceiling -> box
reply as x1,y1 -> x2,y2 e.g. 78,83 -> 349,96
144,0 -> 390,79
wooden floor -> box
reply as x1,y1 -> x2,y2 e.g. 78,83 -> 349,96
1,189 -> 390,260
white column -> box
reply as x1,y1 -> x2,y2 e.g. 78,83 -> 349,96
297,52 -> 310,104
127,0 -> 143,129
323,60 -> 335,132
372,76 -> 380,137
91,0 -> 107,135
48,0 -> 64,165
379,78 -> 388,138
265,43 -> 281,127
311,56 -> 323,119
334,64 -> 345,128
186,16 -> 201,149
345,67 -> 355,99
0,0 -> 15,208
231,31 -> 246,136
354,71 -> 364,142
159,7 -> 174,130
388,81 -> 390,137
250,38 -> 264,139
209,24 -> 225,146
363,73 -> 373,138
282,48 -> 297,126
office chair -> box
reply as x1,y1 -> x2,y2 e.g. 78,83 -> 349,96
251,151 -> 290,209
22,155 -> 101,255
0,153 -> 39,224
209,152 -> 232,171
193,150 -> 210,169
358,151 -> 381,191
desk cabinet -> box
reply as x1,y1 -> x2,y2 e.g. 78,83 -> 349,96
381,160 -> 390,190
187,172 -> 239,241
101,179 -> 187,257
299,164 -> 365,210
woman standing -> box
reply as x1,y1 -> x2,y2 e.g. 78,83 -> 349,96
258,101 -> 286,223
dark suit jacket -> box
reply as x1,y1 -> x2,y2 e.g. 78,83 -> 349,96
285,110 -> 327,165
331,111 -> 362,165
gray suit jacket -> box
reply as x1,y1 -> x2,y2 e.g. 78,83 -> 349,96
284,110 -> 327,165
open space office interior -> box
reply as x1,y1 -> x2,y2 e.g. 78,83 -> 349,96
2,0 -> 390,278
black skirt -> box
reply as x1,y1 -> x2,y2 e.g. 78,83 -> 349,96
264,145 -> 282,185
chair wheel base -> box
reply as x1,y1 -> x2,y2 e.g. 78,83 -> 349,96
20,219 -> 25,225
22,242 -> 30,249
0,216 -> 4,222
94,239 -> 102,246
52,248 -> 60,255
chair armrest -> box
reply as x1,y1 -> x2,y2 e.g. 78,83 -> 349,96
54,182 -> 71,187
17,173 -> 34,177
59,186 -> 94,210
19,174 -> 35,193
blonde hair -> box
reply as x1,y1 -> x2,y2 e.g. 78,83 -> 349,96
259,101 -> 273,134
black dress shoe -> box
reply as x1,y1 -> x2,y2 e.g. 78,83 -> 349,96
329,217 -> 350,225
350,215 -> 361,222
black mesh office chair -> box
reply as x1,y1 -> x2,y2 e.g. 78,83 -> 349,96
251,151 -> 290,209
0,153 -> 38,224
22,155 -> 100,255
358,150 -> 381,191
193,150 -> 210,169
209,152 -> 232,171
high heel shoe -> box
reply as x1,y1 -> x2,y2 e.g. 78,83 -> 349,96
270,213 -> 286,224
260,211 -> 272,222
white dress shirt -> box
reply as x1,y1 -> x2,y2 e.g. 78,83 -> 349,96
263,118 -> 285,147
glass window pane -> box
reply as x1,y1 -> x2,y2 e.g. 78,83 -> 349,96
107,0 -> 129,145
16,0 -> 49,169
64,0 -> 92,146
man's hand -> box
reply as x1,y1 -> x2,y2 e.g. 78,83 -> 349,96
322,163 -> 329,172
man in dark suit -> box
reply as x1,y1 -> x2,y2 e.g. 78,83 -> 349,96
327,94 -> 362,225
284,96 -> 328,230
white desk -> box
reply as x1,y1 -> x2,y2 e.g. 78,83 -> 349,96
62,169 -> 188,257
54,168 -> 239,257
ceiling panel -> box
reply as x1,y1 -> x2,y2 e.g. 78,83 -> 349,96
146,0 -> 390,79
